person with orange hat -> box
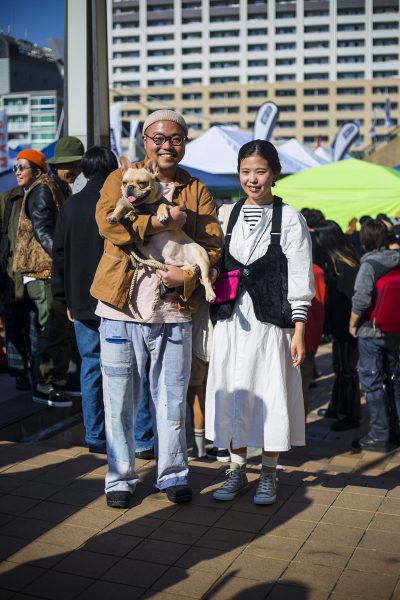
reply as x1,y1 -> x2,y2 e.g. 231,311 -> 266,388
0,149 -> 47,391
13,147 -> 80,407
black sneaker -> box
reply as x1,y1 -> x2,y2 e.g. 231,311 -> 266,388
206,447 -> 230,462
106,491 -> 130,508
15,373 -> 31,391
52,383 -> 81,398
135,449 -> 155,460
32,387 -> 73,408
162,485 -> 192,503
352,436 -> 391,453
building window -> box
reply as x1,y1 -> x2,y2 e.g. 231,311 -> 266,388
147,33 -> 174,41
276,11 -> 296,18
182,47 -> 202,55
303,88 -> 328,96
113,36 -> 139,43
147,79 -> 174,86
183,62 -> 202,70
337,23 -> 365,31
147,49 -> 174,56
210,30 -> 239,37
148,94 -> 175,101
182,78 -> 202,84
113,51 -> 140,58
304,24 -> 329,33
304,73 -> 329,80
276,57 -> 296,65
182,92 -> 202,99
279,104 -> 296,112
373,37 -> 399,46
304,41 -> 329,49
276,42 -> 296,50
277,121 -> 296,128
247,90 -> 267,97
147,64 -> 174,72
146,19 -> 174,26
248,59 -> 267,67
248,43 -> 267,51
336,103 -> 364,111
304,135 -> 329,143
303,120 -> 329,127
374,4 -> 399,13
182,31 -> 202,39
337,72 -> 365,79
373,54 -> 399,62
113,66 -> 140,73
182,16 -> 202,23
373,85 -> 398,94
210,91 -> 240,98
304,9 -> 329,16
303,104 -> 329,111
337,39 -> 365,48
373,21 -> 399,29
248,28 -> 268,36
210,106 -> 240,114
304,57 -> 329,64
210,46 -> 240,53
275,89 -> 296,96
373,70 -> 399,77
113,81 -> 140,87
276,26 -> 296,34
210,15 -> 239,22
210,61 -> 239,68
210,76 -> 240,83
248,75 -> 268,82
337,7 -> 365,15
336,87 -> 365,95
276,74 -> 296,81
337,56 -> 364,63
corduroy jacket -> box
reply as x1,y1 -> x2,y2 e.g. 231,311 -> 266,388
90,161 -> 222,312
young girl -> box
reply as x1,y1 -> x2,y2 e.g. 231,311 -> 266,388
205,140 -> 314,505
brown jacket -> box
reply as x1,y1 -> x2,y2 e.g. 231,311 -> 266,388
90,162 -> 222,312
13,175 -> 64,279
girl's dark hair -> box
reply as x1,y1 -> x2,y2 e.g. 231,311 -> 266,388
81,146 -> 118,181
300,208 -> 326,229
360,218 -> 390,252
314,220 -> 359,272
237,140 -> 282,179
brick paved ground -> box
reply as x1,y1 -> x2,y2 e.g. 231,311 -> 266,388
1,342 -> 400,599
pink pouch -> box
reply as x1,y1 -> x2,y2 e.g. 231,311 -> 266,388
213,269 -> 241,304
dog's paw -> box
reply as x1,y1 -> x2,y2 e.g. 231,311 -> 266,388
206,291 -> 216,303
107,216 -> 118,224
156,204 -> 170,223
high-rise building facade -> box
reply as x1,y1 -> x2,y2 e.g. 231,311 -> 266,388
107,0 -> 399,149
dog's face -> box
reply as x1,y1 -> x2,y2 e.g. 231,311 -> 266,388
121,166 -> 163,209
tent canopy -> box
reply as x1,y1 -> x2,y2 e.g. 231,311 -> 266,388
275,158 -> 400,229
181,126 -> 314,175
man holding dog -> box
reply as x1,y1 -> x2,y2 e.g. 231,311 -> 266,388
91,110 -> 222,507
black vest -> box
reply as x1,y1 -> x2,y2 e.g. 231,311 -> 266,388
210,197 -> 293,328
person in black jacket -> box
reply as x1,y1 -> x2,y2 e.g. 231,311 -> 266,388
314,221 -> 361,431
52,146 -> 118,453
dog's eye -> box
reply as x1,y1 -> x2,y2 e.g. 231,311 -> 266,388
137,180 -> 148,189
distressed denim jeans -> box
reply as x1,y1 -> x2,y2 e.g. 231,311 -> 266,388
99,318 -> 192,493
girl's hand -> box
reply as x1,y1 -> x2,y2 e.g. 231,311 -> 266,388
291,323 -> 306,368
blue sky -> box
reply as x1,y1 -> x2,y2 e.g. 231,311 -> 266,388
1,0 -> 64,47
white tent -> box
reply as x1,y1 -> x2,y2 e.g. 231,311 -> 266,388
181,126 -> 313,175
278,138 -> 328,168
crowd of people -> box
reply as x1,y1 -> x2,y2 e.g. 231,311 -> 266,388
1,108 -> 399,511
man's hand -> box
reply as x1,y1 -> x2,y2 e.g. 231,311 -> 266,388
156,264 -> 185,288
67,308 -> 74,322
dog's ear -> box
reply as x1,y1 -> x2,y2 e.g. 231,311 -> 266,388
146,159 -> 159,180
119,156 -> 131,175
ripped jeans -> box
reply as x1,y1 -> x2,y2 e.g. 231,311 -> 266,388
357,335 -> 400,442
99,318 -> 192,493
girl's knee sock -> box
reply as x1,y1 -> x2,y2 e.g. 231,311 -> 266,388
262,453 -> 279,472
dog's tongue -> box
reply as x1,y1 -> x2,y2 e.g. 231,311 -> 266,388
128,195 -> 137,204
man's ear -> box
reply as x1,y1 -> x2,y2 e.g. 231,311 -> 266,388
146,159 -> 159,180
119,156 -> 131,174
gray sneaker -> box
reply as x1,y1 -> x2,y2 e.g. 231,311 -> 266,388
213,465 -> 248,501
253,471 -> 277,505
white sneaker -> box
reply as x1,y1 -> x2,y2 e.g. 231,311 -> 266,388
213,465 -> 248,501
253,471 -> 277,505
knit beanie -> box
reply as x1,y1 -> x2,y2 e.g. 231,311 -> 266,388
142,110 -> 188,136
16,149 -> 48,173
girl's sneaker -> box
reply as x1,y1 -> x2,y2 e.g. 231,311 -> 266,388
213,465 -> 248,501
253,471 -> 277,505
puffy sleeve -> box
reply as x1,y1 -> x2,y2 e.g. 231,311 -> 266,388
281,206 -> 315,317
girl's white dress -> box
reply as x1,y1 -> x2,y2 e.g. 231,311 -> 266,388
205,202 -> 314,452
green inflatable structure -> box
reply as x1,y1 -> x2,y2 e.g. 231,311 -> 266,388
275,158 -> 400,229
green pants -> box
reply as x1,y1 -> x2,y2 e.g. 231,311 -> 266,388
26,279 -> 72,386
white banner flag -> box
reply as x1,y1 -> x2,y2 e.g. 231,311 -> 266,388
253,102 -> 279,141
128,119 -> 140,162
384,97 -> 392,128
109,102 -> 122,156
332,121 -> 360,162
0,111 -> 9,172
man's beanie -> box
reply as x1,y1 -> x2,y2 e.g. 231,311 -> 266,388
142,110 -> 188,136
16,149 -> 47,173
48,136 -> 85,164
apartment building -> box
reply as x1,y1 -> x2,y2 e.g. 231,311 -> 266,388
0,35 -> 63,151
107,0 -> 399,150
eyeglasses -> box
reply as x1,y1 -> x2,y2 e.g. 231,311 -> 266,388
13,164 -> 32,173
144,133 -> 186,146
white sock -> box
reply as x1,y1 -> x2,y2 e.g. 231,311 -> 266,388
193,429 -> 206,457
230,450 -> 246,469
